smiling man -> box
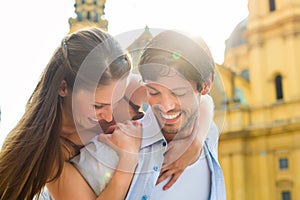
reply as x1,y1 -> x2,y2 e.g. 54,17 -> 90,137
138,29 -> 226,200
145,74 -> 200,141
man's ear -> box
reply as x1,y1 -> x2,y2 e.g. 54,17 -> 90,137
58,80 -> 68,97
201,75 -> 213,95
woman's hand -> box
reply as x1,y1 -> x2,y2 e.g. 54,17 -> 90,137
98,120 -> 142,172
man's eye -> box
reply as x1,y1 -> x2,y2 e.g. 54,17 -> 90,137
172,92 -> 186,97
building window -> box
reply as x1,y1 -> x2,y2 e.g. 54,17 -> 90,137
77,12 -> 82,21
281,191 -> 291,200
279,158 -> 288,170
275,74 -> 283,100
87,11 -> 91,20
240,69 -> 250,82
269,0 -> 276,12
94,12 -> 98,22
234,87 -> 247,105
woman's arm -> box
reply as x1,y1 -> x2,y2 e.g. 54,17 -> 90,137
47,121 -> 141,200
47,158 -> 137,200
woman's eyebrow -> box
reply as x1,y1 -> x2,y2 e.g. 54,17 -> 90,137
94,102 -> 111,106
145,85 -> 158,91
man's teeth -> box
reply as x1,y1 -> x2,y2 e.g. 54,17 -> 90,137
161,113 -> 180,119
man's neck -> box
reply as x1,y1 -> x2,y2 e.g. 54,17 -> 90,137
162,133 -> 176,143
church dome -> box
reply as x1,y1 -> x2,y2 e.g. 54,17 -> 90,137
225,17 -> 248,51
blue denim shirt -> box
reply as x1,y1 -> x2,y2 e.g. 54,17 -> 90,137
203,123 -> 226,200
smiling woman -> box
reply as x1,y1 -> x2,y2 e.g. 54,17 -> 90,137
0,27 -> 143,200
71,80 -> 127,129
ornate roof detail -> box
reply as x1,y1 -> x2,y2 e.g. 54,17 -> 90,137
225,17 -> 248,50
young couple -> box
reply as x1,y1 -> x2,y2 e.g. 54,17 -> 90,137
0,27 -> 225,200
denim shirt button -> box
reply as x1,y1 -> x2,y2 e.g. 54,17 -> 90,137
141,195 -> 148,200
162,141 -> 167,147
153,166 -> 159,171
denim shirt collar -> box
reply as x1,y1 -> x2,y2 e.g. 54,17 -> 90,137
139,108 -> 165,148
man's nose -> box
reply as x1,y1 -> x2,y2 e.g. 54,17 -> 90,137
159,94 -> 176,113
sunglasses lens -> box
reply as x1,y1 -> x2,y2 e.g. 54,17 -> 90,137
131,112 -> 145,120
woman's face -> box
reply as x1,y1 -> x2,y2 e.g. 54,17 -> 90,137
72,78 -> 128,130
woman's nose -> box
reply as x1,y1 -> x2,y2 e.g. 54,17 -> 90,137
98,107 -> 113,122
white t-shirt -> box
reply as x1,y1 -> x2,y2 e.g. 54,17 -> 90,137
151,149 -> 211,200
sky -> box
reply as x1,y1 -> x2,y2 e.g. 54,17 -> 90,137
0,0 -> 248,146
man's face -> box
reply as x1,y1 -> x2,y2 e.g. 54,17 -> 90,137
145,72 -> 200,141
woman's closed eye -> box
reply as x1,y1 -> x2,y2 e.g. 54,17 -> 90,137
147,87 -> 160,96
93,104 -> 105,109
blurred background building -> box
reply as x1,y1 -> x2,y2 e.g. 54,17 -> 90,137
69,0 -> 108,32
215,1 -> 300,200
68,0 -> 300,199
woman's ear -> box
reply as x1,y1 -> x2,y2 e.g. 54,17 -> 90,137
58,80 -> 68,97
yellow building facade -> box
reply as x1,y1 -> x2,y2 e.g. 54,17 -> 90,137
215,0 -> 300,199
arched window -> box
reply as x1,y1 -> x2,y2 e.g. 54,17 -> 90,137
281,191 -> 291,200
94,12 -> 98,22
275,74 -> 283,100
87,11 -> 91,20
269,0 -> 276,12
77,12 -> 82,21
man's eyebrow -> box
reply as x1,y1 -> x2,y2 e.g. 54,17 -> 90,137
172,87 -> 191,91
146,84 -> 191,92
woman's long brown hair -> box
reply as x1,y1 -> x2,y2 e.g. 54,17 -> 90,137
0,27 -> 131,200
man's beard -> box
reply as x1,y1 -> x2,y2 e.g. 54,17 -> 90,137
161,110 -> 198,136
